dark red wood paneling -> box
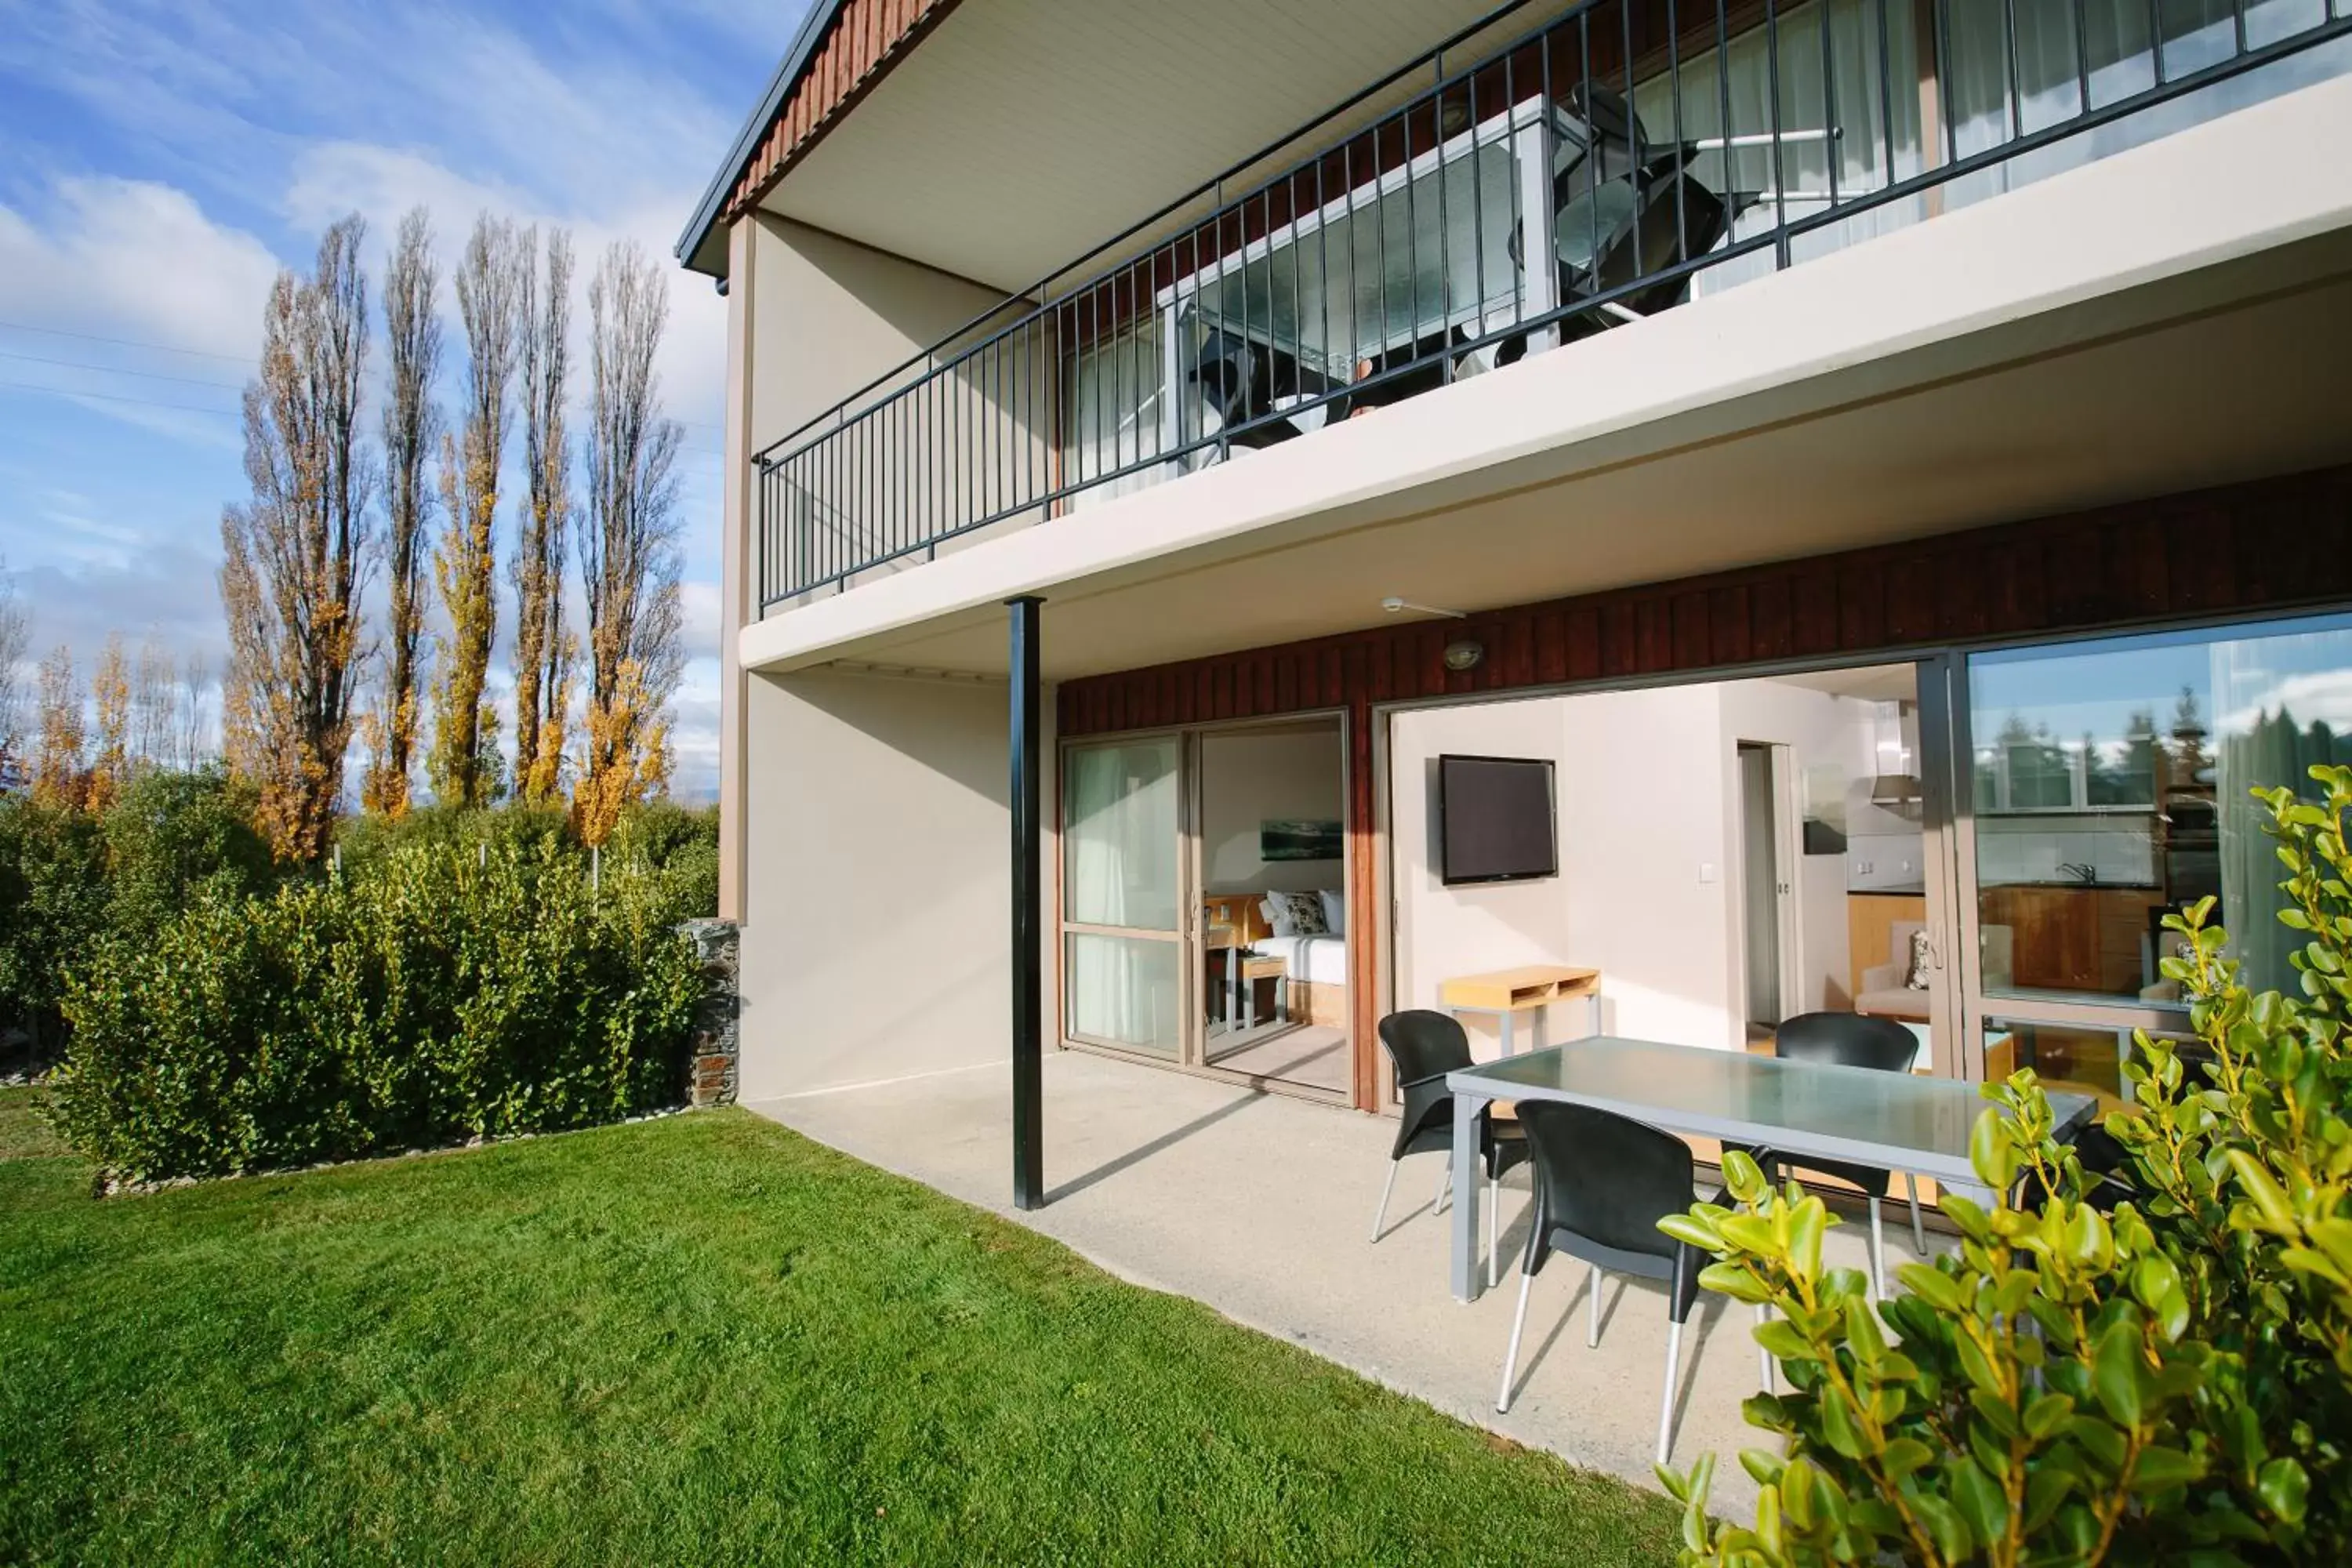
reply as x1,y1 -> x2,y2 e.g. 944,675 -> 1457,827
1062,466 -> 2352,742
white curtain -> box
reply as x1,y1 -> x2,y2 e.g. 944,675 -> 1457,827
1635,0 -> 1929,296
1062,318 -> 1167,513
1063,741 -> 1181,1052
1941,0 -> 2336,207
1635,0 -> 2341,295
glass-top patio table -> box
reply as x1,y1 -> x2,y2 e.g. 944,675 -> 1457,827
1443,1036 -> 2097,1302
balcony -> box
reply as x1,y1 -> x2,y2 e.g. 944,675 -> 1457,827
754,0 -> 2351,614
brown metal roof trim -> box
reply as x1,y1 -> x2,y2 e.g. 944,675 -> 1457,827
724,0 -> 963,227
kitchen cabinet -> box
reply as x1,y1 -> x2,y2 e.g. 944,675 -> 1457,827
1977,884 -> 2165,996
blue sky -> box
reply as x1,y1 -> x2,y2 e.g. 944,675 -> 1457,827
0,0 -> 810,799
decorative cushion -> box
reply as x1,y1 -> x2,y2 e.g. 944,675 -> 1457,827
1260,891 -> 1327,938
1316,888 -> 1347,938
1904,927 -> 1933,990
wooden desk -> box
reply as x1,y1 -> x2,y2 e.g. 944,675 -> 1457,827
1438,965 -> 1602,1056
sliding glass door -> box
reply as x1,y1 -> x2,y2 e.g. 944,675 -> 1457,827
1062,736 -> 1188,1058
1947,611 -> 2352,1108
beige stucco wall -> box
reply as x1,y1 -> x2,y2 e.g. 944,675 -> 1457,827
742,212 -> 1055,608
720,213 -> 1046,918
737,665 -> 1055,1101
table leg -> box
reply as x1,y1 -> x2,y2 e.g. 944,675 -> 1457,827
1497,1011 -> 1516,1058
1531,1005 -> 1547,1054
1451,1091 -> 1487,1302
1226,953 -> 1240,1034
1588,989 -> 1602,1038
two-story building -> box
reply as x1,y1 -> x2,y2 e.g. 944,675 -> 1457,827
679,0 -> 2352,1211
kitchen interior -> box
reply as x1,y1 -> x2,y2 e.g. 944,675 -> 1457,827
1839,688 -> 2215,1105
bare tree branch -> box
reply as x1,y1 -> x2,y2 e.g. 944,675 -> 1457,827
0,555 -> 27,776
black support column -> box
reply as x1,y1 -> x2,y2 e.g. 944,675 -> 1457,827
1008,595 -> 1045,1210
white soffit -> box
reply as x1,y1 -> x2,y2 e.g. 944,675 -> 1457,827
761,0 -> 1551,292
741,68 -> 2352,681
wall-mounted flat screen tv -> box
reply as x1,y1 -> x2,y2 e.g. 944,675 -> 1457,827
1439,754 -> 1558,886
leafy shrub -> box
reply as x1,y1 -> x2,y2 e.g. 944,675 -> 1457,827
99,768 -> 279,938
47,837 -> 705,1181
1664,769 -> 2352,1565
605,801 -> 718,926
336,800 -> 716,925
0,799 -> 107,1062
332,800 -> 573,870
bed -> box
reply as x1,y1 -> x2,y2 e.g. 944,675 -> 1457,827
1203,893 -> 1349,1029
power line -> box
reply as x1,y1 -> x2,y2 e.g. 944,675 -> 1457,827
0,377 -> 723,453
0,376 -> 240,416
0,317 -> 255,365
0,347 -> 249,392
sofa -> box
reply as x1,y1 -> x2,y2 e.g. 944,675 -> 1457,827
1857,920 -> 2013,1021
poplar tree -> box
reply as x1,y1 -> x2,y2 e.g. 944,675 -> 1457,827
429,213 -> 524,808
574,240 -> 684,846
85,632 -> 130,812
31,645 -> 86,810
364,207 -> 440,817
218,214 -> 374,861
511,226 -> 575,805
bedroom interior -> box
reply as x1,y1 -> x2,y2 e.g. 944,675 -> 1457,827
1199,718 -> 1352,1095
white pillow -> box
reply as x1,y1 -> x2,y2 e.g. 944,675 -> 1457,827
1317,889 -> 1346,938
1259,891 -> 1327,938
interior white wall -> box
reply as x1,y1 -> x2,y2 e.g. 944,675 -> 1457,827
1554,685 -> 1740,1051
738,666 -> 1051,1100
1388,698 -> 1577,1059
1199,725 -> 1345,897
1389,675 -> 1891,1058
1715,678 -> 1875,1018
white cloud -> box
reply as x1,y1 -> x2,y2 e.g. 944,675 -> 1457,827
0,177 -> 281,363
0,0 -> 797,799
2221,669 -> 2352,738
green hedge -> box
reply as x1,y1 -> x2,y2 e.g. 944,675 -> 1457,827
45,837 -> 706,1182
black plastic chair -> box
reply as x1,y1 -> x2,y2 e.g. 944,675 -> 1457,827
1374,1010 -> 1528,1287
1494,1099 -> 1737,1463
1187,328 -> 1330,450
1734,1011 -> 1928,1299
1498,82 -> 1748,359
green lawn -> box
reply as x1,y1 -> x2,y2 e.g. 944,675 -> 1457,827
0,1087 -> 1679,1566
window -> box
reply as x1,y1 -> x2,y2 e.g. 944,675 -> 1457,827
1966,612 -> 2352,1007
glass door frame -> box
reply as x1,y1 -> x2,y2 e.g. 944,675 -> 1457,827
1058,729 -> 1198,1062
1055,710 -> 1356,1101
1935,620 -> 2266,1104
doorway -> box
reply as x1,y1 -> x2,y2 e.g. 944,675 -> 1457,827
1383,659 -> 1957,1077
1735,742 -> 1794,1036
1057,713 -> 1354,1102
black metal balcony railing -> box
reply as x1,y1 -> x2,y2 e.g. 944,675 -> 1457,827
756,0 -> 2350,610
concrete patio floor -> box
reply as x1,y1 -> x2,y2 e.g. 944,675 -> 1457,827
747,1048 -> 1933,1516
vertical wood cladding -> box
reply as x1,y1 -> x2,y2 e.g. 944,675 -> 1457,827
1058,467 -> 2352,737
726,0 -> 961,225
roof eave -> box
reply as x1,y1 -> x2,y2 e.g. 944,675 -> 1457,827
673,0 -> 848,280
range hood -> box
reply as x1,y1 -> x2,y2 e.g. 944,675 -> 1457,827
1870,771 -> 1924,818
